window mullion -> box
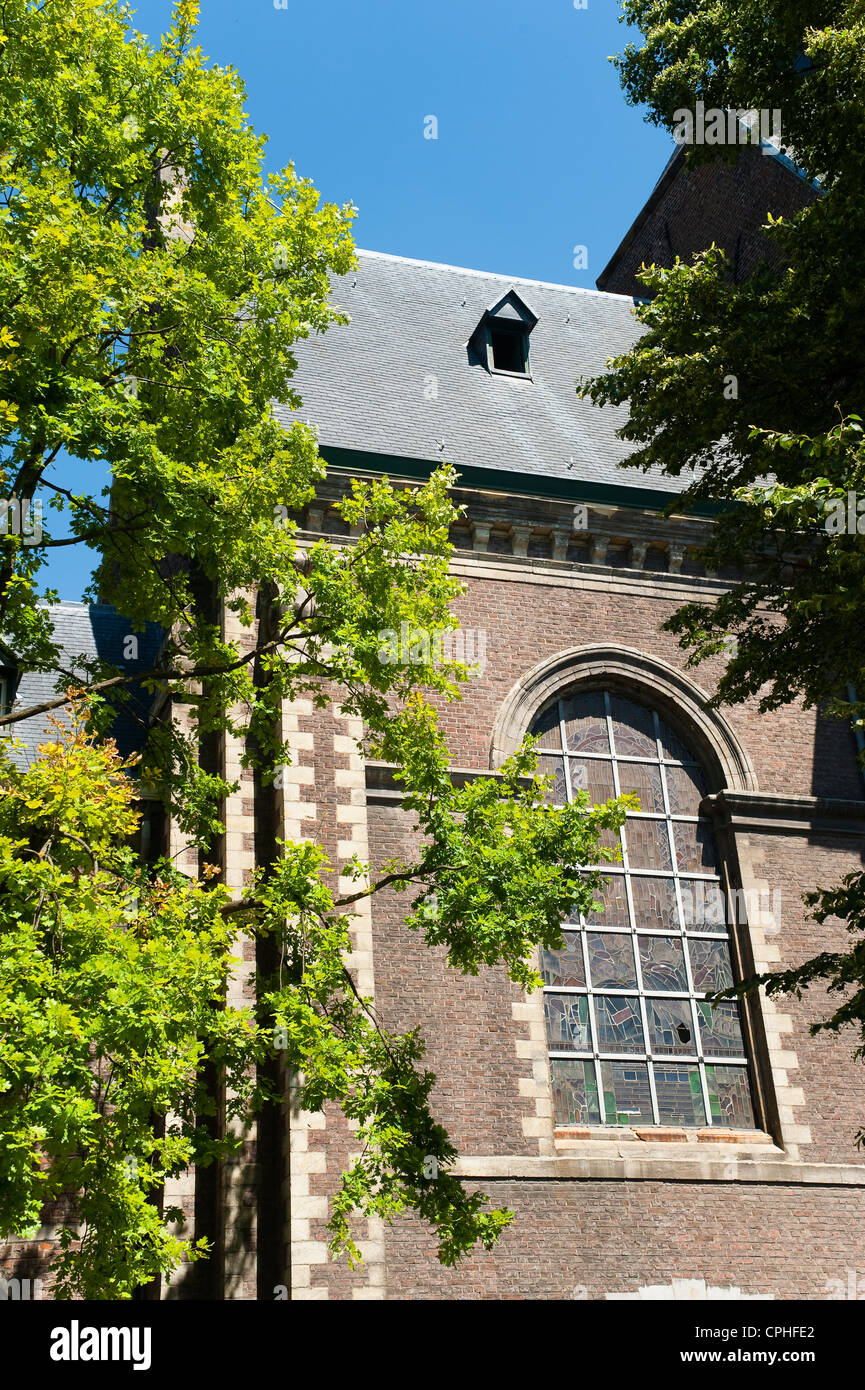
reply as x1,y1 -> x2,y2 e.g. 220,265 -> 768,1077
558,698 -> 573,803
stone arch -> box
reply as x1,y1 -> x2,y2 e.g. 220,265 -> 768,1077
490,643 -> 757,793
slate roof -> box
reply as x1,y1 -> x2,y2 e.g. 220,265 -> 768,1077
3,603 -> 164,768
279,249 -> 680,497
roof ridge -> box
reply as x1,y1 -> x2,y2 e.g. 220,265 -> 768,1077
353,248 -> 633,301
36,600 -> 106,611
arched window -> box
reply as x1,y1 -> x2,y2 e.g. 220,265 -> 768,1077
530,688 -> 756,1131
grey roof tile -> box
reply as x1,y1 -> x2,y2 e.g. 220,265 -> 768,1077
4,603 -> 163,768
279,249 -> 676,495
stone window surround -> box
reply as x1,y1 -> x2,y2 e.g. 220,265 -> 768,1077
491,645 -> 758,793
487,643 -> 864,1180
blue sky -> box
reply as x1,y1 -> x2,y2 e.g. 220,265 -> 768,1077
44,0 -> 672,599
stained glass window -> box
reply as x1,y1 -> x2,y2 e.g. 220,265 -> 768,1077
531,689 -> 756,1130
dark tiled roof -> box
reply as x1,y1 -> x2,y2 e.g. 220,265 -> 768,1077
4,603 -> 163,767
280,249 -> 678,495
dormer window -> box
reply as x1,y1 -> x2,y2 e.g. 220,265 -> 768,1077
490,325 -> 526,374
469,289 -> 537,379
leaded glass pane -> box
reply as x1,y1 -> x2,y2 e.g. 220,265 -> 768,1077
631,875 -> 680,932
586,933 -> 637,989
625,817 -> 673,871
673,819 -> 718,873
680,879 -> 727,931
706,1064 -> 755,1128
688,939 -> 734,994
544,993 -> 591,1052
639,935 -> 688,992
550,1059 -> 601,1125
540,932 -> 585,988
697,999 -> 746,1058
569,757 -> 615,804
647,997 -> 695,1055
537,755 -> 568,806
596,824 -> 622,859
654,1063 -> 707,1126
609,697 -> 656,757
657,717 -> 698,765
530,687 -> 756,1130
595,995 -> 644,1053
599,1061 -> 653,1124
666,764 -> 708,816
532,699 -> 562,750
582,874 -> 629,928
617,760 -> 664,810
561,692 -> 609,754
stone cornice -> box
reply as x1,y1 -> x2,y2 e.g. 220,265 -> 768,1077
364,765 -> 865,839
452,1153 -> 865,1186
448,550 -> 730,601
296,531 -> 735,602
704,789 -> 865,838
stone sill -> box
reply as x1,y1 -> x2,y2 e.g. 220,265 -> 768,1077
555,1125 -> 772,1146
551,1126 -> 781,1167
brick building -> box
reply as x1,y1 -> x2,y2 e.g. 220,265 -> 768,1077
598,138 -> 819,298
5,143 -> 865,1303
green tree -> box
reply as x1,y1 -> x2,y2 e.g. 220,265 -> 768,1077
581,1 -> 865,1098
0,1 -> 633,1294
0,698 -> 628,1296
0,703 -> 259,1299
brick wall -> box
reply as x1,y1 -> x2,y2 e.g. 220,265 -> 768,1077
368,809 -> 539,1157
758,834 -> 865,1166
598,146 -> 817,299
383,1182 -> 865,1300
299,556 -> 865,1300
